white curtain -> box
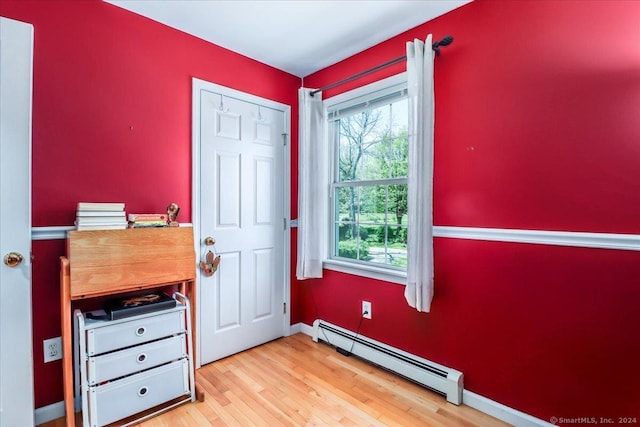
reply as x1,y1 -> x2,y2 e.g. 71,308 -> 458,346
296,88 -> 327,279
405,35 -> 435,312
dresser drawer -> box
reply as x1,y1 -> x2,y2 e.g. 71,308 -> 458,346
87,359 -> 189,427
87,334 -> 187,385
86,308 -> 185,355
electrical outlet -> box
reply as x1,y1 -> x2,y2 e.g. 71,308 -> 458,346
43,337 -> 62,363
362,301 -> 372,319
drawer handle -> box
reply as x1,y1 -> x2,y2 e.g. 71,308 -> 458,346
135,326 -> 146,336
137,353 -> 147,363
138,386 -> 148,397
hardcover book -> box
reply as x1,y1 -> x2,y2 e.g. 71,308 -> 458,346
76,223 -> 128,231
75,217 -> 128,225
103,292 -> 176,320
76,210 -> 126,217
77,202 -> 126,211
128,213 -> 167,222
129,221 -> 168,228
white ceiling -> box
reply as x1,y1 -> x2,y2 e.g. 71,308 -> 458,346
105,0 -> 471,77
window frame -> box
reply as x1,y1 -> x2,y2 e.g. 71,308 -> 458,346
323,73 -> 408,285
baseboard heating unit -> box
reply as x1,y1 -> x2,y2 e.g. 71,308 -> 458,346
313,319 -> 463,405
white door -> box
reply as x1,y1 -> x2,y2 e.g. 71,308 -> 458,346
195,81 -> 289,364
0,16 -> 35,427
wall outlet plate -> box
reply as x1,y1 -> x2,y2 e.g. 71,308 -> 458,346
43,336 -> 62,363
362,301 -> 372,319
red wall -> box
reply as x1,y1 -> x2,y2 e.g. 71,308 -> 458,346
1,0 -> 299,408
297,0 -> 640,423
3,0 -> 640,421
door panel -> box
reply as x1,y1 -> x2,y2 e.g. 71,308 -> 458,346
216,110 -> 241,140
217,251 -> 241,330
198,87 -> 286,364
217,153 -> 241,227
0,17 -> 35,427
254,248 -> 274,318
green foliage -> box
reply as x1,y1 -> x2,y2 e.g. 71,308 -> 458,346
375,225 -> 408,245
361,226 -> 380,243
391,256 -> 407,268
338,239 -> 369,260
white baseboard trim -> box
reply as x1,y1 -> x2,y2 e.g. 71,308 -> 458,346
291,321 -> 314,337
34,401 -> 64,426
289,322 -> 302,335
35,396 -> 81,424
463,390 -> 554,427
297,323 -> 553,427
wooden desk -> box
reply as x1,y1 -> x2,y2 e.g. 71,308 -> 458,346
60,227 -> 199,427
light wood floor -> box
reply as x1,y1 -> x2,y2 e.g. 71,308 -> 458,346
42,333 -> 510,426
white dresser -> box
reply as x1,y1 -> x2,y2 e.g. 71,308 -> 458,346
75,294 -> 195,427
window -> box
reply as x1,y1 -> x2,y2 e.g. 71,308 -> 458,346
326,75 -> 408,282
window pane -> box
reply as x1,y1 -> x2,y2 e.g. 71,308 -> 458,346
333,183 -> 407,268
336,187 -> 356,221
388,138 -> 408,178
367,225 -> 407,268
338,102 -> 408,182
330,82 -> 408,272
369,137 -> 408,180
337,230 -> 369,262
338,125 -> 387,181
359,185 -> 386,220
388,184 -> 408,225
337,106 -> 408,182
390,98 -> 408,138
369,104 -> 390,139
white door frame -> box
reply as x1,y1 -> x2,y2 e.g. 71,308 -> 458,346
191,77 -> 291,367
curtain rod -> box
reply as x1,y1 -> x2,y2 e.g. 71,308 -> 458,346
310,35 -> 453,97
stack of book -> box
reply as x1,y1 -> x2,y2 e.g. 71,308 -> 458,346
75,202 -> 127,231
128,213 -> 168,228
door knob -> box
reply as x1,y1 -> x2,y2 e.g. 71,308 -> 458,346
204,237 -> 216,246
4,252 -> 24,267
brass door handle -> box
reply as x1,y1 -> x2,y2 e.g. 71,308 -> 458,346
204,237 -> 216,246
4,252 -> 24,267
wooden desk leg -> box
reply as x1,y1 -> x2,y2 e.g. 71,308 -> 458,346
196,386 -> 206,402
60,257 -> 75,427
